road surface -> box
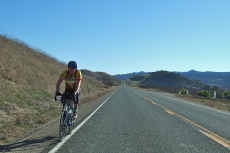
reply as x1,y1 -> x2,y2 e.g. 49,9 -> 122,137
49,85 -> 230,153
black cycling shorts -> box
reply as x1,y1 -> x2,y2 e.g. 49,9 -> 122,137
61,89 -> 81,105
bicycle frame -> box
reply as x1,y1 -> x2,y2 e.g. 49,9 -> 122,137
62,99 -> 74,126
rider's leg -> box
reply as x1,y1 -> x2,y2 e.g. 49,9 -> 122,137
73,104 -> 78,117
73,92 -> 79,118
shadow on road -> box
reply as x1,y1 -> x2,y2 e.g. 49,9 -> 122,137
0,136 -> 58,152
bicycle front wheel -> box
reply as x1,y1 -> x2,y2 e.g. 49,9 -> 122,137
59,112 -> 67,141
68,113 -> 75,134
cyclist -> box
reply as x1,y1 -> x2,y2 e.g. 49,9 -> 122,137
55,61 -> 82,118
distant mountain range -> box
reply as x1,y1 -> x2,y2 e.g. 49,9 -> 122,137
175,70 -> 230,89
114,70 -> 230,89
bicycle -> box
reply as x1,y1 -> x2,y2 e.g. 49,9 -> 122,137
55,93 -> 75,141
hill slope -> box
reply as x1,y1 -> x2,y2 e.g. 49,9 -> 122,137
0,35 -> 115,144
81,69 -> 121,86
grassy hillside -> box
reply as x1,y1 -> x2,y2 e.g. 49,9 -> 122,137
113,71 -> 151,80
0,35 -> 116,144
81,69 -> 121,86
129,74 -> 150,82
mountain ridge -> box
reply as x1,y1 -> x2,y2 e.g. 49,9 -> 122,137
175,70 -> 230,89
114,70 -> 230,89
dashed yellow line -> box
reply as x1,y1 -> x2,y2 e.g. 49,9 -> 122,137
131,89 -> 230,149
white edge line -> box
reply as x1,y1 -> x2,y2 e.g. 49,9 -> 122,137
48,89 -> 118,153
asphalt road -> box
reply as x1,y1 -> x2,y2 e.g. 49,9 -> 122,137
49,85 -> 230,153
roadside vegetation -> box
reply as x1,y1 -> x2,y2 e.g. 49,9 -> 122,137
178,86 -> 230,100
0,34 -> 119,144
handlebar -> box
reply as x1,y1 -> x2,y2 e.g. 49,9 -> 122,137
54,94 -> 62,101
54,92 -> 75,101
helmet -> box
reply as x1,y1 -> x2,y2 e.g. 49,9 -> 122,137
68,61 -> 77,68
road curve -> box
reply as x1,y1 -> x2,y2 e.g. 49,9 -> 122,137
50,85 -> 230,153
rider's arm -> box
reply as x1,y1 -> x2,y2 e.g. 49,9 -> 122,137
74,80 -> 81,94
74,70 -> 82,94
56,77 -> 64,92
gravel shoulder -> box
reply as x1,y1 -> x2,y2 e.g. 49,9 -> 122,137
0,89 -> 117,153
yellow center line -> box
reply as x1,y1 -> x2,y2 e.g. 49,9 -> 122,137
165,110 -> 175,115
132,89 -> 230,148
199,130 -> 230,148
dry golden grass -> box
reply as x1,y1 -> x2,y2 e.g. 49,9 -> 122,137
0,35 -> 115,144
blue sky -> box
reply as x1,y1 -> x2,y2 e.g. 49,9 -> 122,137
1,0 -> 229,75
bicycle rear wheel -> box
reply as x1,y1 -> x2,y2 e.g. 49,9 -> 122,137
59,111 -> 67,141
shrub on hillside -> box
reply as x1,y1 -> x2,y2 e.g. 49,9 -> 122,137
216,91 -> 224,99
197,90 -> 212,98
178,88 -> 187,94
223,91 -> 230,100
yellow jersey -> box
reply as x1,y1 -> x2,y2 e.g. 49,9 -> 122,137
60,69 -> 82,91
